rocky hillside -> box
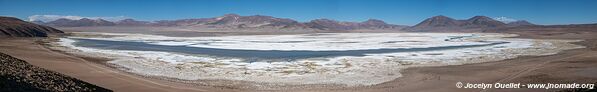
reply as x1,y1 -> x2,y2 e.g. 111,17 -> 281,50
406,15 -> 508,31
410,15 -> 461,28
200,14 -> 304,28
0,16 -> 64,37
461,16 -> 506,27
115,19 -> 150,26
0,52 -> 111,92
43,18 -> 116,27
305,19 -> 405,30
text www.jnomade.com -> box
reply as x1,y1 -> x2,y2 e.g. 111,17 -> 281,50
456,82 -> 595,89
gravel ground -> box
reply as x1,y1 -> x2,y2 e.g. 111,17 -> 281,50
0,52 -> 111,92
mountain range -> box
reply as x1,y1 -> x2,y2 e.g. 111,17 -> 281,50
32,14 -> 539,31
34,14 -> 408,31
3,14 -> 597,38
405,15 -> 534,31
0,16 -> 63,37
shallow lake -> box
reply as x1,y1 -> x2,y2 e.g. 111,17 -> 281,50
72,38 -> 507,61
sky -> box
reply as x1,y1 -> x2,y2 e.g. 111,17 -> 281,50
1,0 -> 597,25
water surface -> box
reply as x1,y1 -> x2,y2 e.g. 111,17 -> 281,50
72,38 -> 507,61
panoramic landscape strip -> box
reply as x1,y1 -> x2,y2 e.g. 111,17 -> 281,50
1,0 -> 597,92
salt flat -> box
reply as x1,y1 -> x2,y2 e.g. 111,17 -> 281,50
54,32 -> 583,87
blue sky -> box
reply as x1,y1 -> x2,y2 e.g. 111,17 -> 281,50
1,0 -> 597,25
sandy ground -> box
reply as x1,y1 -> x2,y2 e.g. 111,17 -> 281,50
0,38 -> 241,92
1,28 -> 596,92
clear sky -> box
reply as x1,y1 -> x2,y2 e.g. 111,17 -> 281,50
1,0 -> 597,25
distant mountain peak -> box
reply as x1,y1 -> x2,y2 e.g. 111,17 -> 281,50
119,18 -> 136,21
0,16 -> 64,37
363,19 -> 385,23
412,15 -> 460,28
312,18 -> 336,22
507,20 -> 535,26
54,18 -> 72,21
409,15 -> 508,31
466,16 -> 499,23
362,19 -> 388,25
94,19 -> 112,22
222,13 -> 240,17
469,16 -> 492,19
116,18 -> 150,26
38,14 -> 407,30
432,15 -> 447,17
44,17 -> 116,27
79,18 -> 93,21
305,18 -> 404,30
493,16 -> 518,23
463,15 -> 506,27
430,15 -> 454,20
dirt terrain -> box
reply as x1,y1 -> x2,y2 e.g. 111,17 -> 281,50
0,48 -> 110,92
0,38 -> 241,92
0,28 -> 596,92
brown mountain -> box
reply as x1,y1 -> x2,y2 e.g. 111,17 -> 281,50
407,15 -> 507,31
44,18 -> 116,27
461,16 -> 506,28
360,19 -> 404,29
151,14 -> 305,28
0,16 -> 64,37
205,14 -> 304,28
411,15 -> 462,28
305,19 -> 405,30
152,18 -> 214,26
116,19 -> 150,26
305,19 -> 358,30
